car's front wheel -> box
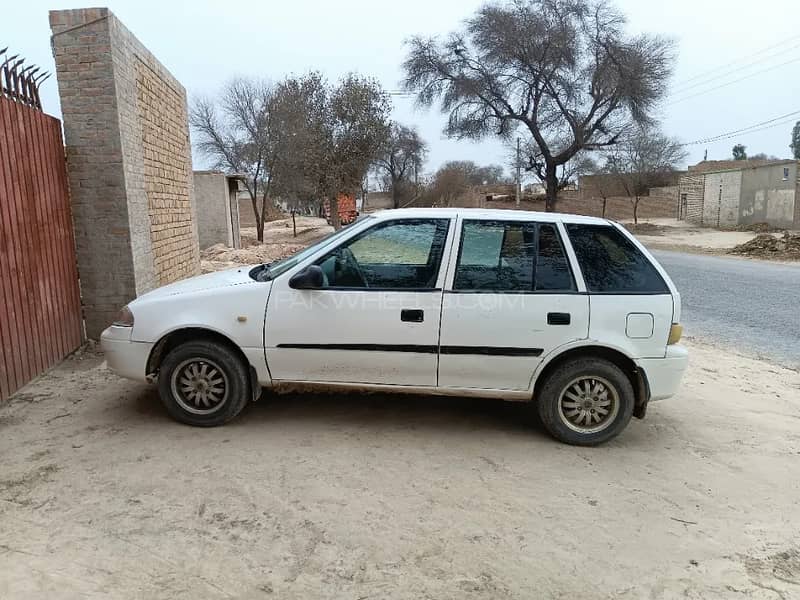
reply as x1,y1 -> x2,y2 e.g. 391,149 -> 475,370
536,357 -> 634,446
157,340 -> 249,426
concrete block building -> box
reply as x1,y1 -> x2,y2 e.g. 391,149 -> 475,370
679,160 -> 800,228
193,171 -> 243,249
50,8 -> 200,337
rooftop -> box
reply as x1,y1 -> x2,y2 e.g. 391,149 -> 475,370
687,159 -> 798,174
371,207 -> 612,225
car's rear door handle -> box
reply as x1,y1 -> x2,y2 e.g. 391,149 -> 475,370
547,312 -> 571,325
401,309 -> 424,323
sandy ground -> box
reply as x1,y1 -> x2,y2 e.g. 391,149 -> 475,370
200,217 -> 333,273
1,338 -> 799,599
625,218 -> 760,254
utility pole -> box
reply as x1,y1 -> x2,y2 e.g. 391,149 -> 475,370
515,137 -> 521,207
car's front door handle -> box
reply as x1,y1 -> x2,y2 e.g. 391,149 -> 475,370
401,309 -> 424,323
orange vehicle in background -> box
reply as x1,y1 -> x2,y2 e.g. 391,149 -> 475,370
323,194 -> 358,226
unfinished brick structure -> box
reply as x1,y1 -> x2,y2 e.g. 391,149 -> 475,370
50,8 -> 199,338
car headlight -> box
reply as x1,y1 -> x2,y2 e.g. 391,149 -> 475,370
113,305 -> 134,327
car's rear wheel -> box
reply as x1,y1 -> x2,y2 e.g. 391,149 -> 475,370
536,357 -> 634,446
157,340 -> 249,427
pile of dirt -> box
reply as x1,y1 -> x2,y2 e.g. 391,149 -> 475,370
200,216 -> 334,273
724,222 -> 787,233
728,232 -> 800,260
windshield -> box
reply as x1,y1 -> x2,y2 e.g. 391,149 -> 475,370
253,216 -> 374,281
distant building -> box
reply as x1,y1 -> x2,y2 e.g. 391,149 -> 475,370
193,171 -> 243,249
687,159 -> 776,173
678,160 -> 800,228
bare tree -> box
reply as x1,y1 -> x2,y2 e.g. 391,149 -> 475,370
424,160 -> 508,206
605,126 -> 686,224
374,123 -> 427,208
191,78 -> 285,242
272,73 -> 391,229
403,0 -> 675,211
316,75 -> 391,229
440,160 -> 508,185
429,164 -> 471,206
270,72 -> 329,224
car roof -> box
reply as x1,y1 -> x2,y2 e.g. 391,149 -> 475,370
369,207 -> 612,225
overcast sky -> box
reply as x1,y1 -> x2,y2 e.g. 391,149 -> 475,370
8,0 -> 800,177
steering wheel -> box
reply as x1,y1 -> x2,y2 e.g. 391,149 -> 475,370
338,247 -> 369,287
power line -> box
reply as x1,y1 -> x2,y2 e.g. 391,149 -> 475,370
682,117 -> 800,147
666,55 -> 800,106
673,33 -> 800,87
679,109 -> 800,146
671,41 -> 800,94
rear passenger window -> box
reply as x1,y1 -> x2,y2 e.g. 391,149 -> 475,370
566,224 -> 669,293
453,221 -> 575,292
537,224 -> 574,291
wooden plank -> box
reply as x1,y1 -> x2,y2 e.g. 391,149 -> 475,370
23,101 -> 58,369
47,115 -> 83,348
0,108 -> 17,400
10,99 -> 46,377
31,104 -> 67,365
46,112 -> 80,353
0,97 -> 33,398
39,112 -> 70,359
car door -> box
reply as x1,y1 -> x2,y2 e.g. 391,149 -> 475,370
438,218 -> 589,391
265,217 -> 453,386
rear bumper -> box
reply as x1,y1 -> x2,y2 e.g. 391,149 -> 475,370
100,326 -> 154,383
636,345 -> 689,401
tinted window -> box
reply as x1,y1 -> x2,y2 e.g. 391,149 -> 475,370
453,221 -> 575,292
536,224 -> 574,291
317,219 -> 449,289
566,224 -> 669,293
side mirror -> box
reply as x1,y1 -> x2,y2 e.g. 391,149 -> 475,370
289,265 -> 324,290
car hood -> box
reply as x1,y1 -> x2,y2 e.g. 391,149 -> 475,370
135,266 -> 259,302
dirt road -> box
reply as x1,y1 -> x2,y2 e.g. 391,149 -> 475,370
1,339 -> 799,599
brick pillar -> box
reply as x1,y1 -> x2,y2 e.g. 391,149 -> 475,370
50,8 -> 199,339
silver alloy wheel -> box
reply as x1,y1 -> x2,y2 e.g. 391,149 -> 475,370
557,375 -> 620,434
170,358 -> 229,415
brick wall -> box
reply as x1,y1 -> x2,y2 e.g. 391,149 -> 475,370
679,174 -> 705,224
50,8 -> 199,338
136,60 -> 198,282
703,171 -> 742,227
474,191 -> 677,220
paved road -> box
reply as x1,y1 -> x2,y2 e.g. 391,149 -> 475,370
654,250 -> 800,369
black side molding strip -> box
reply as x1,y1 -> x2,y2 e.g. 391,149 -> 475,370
276,343 -> 543,357
277,343 -> 437,353
440,346 -> 543,357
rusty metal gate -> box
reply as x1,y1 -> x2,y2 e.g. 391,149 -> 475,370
0,48 -> 83,403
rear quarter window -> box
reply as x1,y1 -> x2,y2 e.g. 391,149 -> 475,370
566,224 -> 669,294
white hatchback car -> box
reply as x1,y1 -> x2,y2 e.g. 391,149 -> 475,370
102,208 -> 688,445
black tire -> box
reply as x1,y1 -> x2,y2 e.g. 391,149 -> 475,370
157,340 -> 250,427
536,357 -> 634,446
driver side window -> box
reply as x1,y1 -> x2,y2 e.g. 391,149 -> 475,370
316,219 -> 450,289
